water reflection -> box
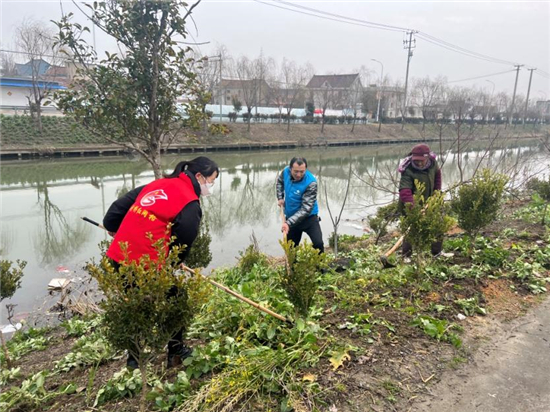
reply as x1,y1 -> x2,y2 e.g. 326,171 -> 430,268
34,182 -> 92,265
0,139 -> 548,322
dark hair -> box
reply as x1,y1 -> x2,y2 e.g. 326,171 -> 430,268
164,156 -> 219,179
289,157 -> 307,168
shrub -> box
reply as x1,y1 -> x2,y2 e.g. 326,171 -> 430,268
238,236 -> 268,274
185,219 -> 213,269
367,201 -> 399,244
451,169 -> 508,237
87,234 -> 212,406
0,260 -> 26,302
526,176 -> 550,225
279,240 -> 328,319
208,124 -> 230,136
400,182 -> 454,270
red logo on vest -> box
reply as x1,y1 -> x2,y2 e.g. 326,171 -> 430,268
140,189 -> 168,207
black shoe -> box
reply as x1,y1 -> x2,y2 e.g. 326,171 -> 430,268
167,345 -> 193,369
126,354 -> 138,370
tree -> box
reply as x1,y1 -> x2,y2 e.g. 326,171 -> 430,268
233,56 -> 259,132
412,76 -> 446,131
0,49 -> 18,76
54,1 -> 207,179
15,19 -> 61,133
279,59 -> 309,133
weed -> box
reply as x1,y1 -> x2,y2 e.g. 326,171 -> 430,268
411,315 -> 462,348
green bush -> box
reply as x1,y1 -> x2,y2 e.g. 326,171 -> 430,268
238,238 -> 268,274
185,219 -> 213,269
0,260 -> 26,301
87,234 -> 212,404
367,201 -> 399,244
451,169 -> 508,237
279,240 -> 328,319
526,176 -> 550,224
400,181 -> 454,269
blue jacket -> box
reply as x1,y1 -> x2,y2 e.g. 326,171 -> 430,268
276,167 -> 319,226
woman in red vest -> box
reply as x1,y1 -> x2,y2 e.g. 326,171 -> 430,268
103,156 -> 219,369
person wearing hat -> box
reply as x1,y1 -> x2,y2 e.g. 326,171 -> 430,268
398,144 -> 442,257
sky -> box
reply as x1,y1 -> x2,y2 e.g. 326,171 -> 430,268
1,0 -> 549,100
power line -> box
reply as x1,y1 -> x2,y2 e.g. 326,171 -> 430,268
275,0 -> 410,33
416,32 -> 518,66
447,69 -> 515,84
252,0 -> 406,33
254,0 -> 535,69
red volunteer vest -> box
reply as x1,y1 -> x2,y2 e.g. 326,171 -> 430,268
106,173 -> 199,263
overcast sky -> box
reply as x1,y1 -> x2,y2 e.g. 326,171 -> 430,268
1,0 -> 549,99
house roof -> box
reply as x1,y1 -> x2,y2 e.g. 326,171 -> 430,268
0,76 -> 66,90
15,59 -> 51,77
306,74 -> 360,89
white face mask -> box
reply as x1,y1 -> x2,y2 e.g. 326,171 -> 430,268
200,181 -> 214,197
197,174 -> 215,197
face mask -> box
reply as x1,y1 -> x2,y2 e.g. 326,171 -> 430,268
197,174 -> 215,197
200,181 -> 214,197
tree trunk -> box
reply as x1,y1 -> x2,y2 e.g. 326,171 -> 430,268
286,116 -> 291,133
333,228 -> 338,257
321,115 -> 325,134
139,362 -> 148,412
351,116 -> 356,133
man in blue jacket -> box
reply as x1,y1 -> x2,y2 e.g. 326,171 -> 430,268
277,157 -> 324,252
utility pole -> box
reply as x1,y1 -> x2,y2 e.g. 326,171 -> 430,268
507,64 -> 523,127
401,31 -> 416,130
522,68 -> 536,126
371,58 -> 384,132
218,54 -> 223,122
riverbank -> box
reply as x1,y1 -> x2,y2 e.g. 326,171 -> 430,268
1,114 -> 548,160
1,191 -> 549,412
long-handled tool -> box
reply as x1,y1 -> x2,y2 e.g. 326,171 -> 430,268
279,205 -> 291,274
81,216 -> 290,323
379,235 -> 404,269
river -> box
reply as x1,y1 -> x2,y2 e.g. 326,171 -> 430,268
1,139 -> 548,324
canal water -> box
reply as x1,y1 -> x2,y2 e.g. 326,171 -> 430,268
1,139 -> 548,324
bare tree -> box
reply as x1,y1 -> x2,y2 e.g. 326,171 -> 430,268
279,59 -> 309,132
344,82 -> 363,133
412,76 -> 446,132
15,19 -> 62,133
233,56 -> 260,132
317,84 -> 336,134
0,48 -> 18,76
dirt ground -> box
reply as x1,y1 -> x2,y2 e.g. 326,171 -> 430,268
411,295 -> 550,412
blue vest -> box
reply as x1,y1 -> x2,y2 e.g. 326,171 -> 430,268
283,167 -> 319,217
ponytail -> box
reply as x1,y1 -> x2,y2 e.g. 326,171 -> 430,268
164,156 -> 219,179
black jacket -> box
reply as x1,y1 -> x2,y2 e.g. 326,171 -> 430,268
103,171 -> 202,262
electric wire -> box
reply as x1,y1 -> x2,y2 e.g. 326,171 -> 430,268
448,69 -> 515,84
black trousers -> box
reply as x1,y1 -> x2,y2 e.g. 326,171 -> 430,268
402,239 -> 443,257
287,215 -> 324,253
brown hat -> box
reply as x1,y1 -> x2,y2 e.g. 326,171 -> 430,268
411,144 -> 430,160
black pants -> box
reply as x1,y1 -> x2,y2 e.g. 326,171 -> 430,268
287,215 -> 324,253
402,239 -> 443,257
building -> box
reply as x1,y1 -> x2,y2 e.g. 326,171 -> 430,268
0,76 -> 66,113
306,74 -> 362,112
212,78 -> 272,108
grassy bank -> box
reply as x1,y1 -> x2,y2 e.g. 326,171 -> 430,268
1,189 -> 549,412
1,114 -> 548,149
